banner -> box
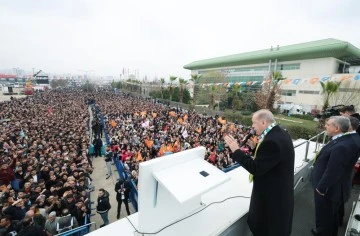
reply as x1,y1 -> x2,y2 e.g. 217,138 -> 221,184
182,129 -> 188,138
141,120 -> 150,128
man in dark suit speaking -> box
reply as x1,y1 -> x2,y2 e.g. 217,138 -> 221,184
224,109 -> 295,236
311,116 -> 359,236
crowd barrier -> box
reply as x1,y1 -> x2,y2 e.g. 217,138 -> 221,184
84,105 -> 93,234
95,105 -> 139,212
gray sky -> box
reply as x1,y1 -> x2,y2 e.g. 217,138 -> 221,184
0,0 -> 359,81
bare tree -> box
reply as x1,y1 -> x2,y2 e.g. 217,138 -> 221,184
255,71 -> 284,111
330,80 -> 360,108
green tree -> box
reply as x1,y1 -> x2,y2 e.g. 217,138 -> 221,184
200,71 -> 227,109
231,84 -> 242,112
50,79 -> 69,88
232,96 -> 243,112
111,81 -> 123,89
178,78 -> 188,103
82,80 -> 96,92
190,74 -> 201,105
320,80 -> 341,110
182,88 -> 191,104
169,76 -> 177,101
209,86 -> 218,109
240,92 -> 258,112
160,78 -> 165,99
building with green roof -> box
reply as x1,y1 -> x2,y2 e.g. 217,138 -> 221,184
184,38 -> 360,111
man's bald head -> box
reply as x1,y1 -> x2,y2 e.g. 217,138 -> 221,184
253,109 -> 275,124
252,109 -> 276,136
25,210 -> 34,218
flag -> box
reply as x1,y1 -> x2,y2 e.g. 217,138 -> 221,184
110,120 -> 117,128
217,117 -> 227,125
145,138 -> 154,148
136,151 -> 143,162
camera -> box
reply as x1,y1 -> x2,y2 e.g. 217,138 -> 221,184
317,105 -> 346,119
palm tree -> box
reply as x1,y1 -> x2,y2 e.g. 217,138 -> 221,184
231,84 -> 242,112
160,78 -> 165,99
232,84 -> 241,97
178,78 -> 188,103
169,76 -> 177,101
266,71 -> 285,111
320,81 -> 341,111
190,74 -> 201,105
209,85 -> 218,109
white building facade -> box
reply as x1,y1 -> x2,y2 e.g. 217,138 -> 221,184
184,39 -> 360,111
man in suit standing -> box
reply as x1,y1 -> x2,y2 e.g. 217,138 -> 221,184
311,116 -> 359,236
225,109 -> 295,236
339,116 -> 360,224
115,178 -> 131,219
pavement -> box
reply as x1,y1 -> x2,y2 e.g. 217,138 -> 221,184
88,106 -> 135,232
0,88 -> 26,102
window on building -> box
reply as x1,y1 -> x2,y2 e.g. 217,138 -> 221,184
281,90 -> 296,96
226,76 -> 264,83
298,90 -> 320,95
274,63 -> 300,71
339,88 -> 360,92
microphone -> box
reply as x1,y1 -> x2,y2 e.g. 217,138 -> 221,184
240,129 -> 255,147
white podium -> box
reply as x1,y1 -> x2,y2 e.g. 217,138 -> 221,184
138,147 -> 230,233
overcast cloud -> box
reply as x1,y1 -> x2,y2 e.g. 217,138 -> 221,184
0,0 -> 359,81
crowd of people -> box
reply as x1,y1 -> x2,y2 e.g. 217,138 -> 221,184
2,87 -> 359,236
0,88 -> 253,235
0,90 -> 94,236
93,91 -> 253,187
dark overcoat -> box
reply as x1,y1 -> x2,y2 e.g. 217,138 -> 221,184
233,125 -> 295,236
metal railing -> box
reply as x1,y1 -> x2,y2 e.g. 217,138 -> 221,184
293,131 -> 327,162
55,222 -> 97,236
